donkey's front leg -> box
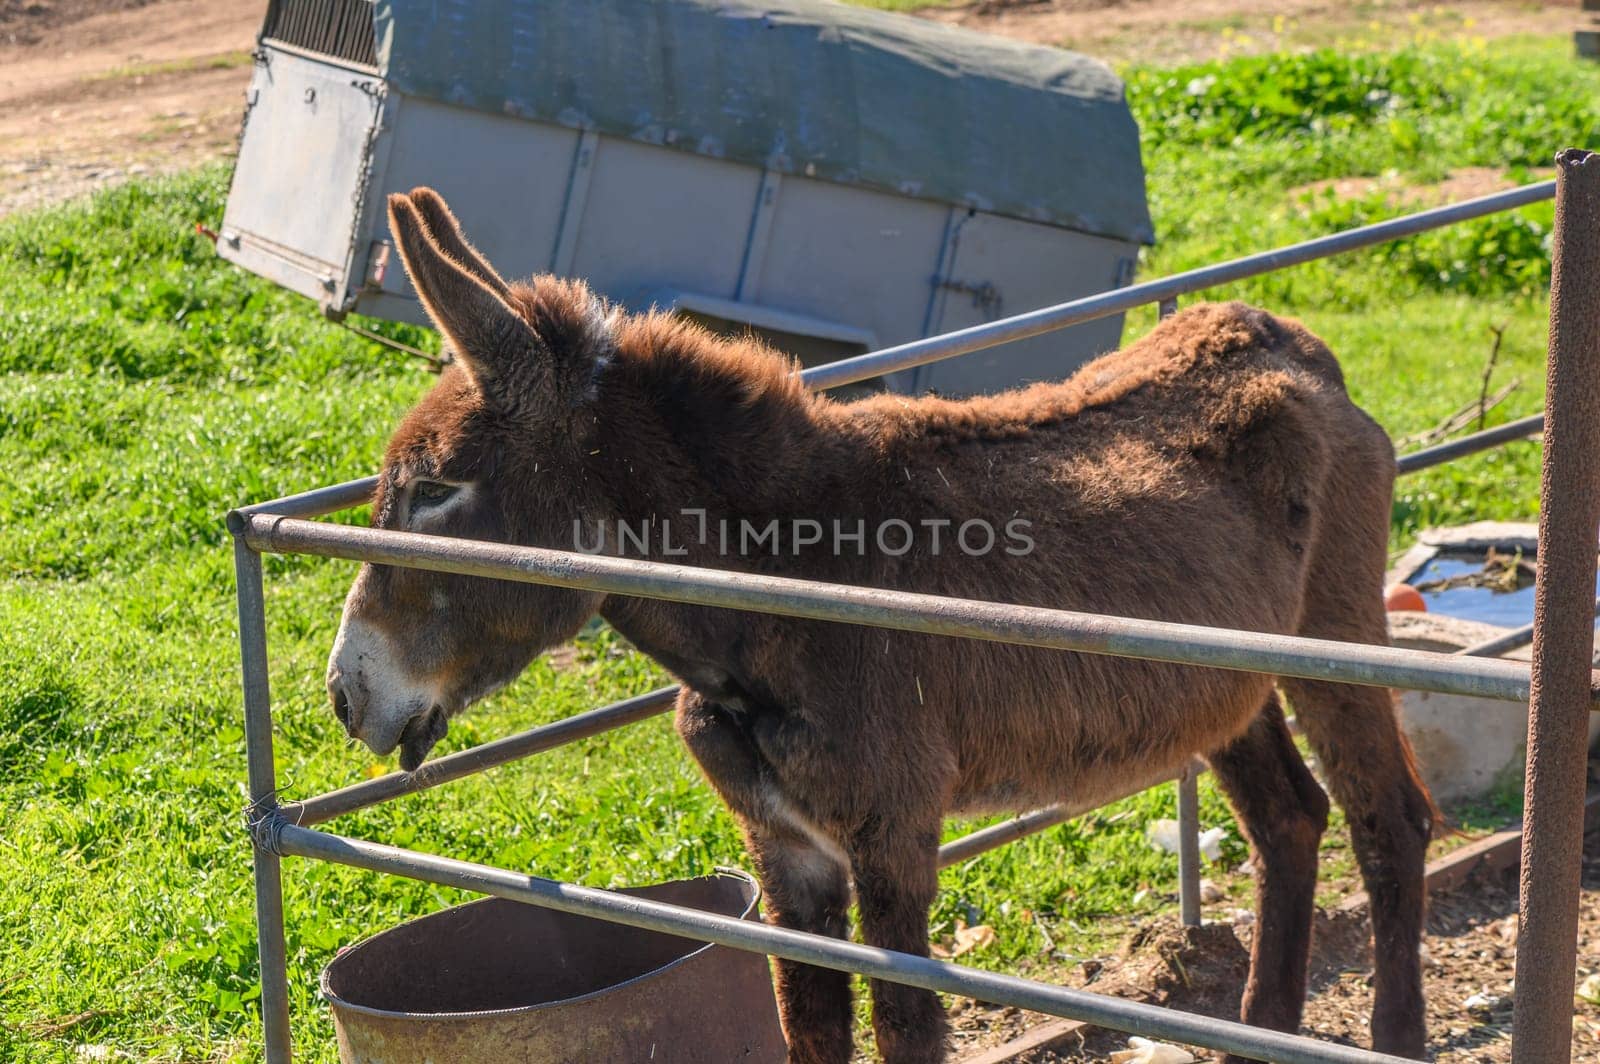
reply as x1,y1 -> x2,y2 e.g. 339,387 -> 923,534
747,824 -> 855,1064
850,817 -> 948,1063
675,693 -> 855,1063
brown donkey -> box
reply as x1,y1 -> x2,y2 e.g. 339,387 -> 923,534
325,189 -> 1434,1062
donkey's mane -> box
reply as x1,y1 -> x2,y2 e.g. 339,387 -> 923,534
519,281 -> 1327,467
612,310 -> 815,421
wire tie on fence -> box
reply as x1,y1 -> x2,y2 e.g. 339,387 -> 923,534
244,791 -> 295,857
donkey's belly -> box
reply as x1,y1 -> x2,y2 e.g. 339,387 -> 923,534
943,654 -> 1278,819
947,750 -> 1194,822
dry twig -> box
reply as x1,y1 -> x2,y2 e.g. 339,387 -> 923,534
1477,321 -> 1509,431
23,1009 -> 110,1038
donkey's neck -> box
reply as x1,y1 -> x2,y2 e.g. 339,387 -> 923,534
582,317 -> 838,534
581,322 -> 848,688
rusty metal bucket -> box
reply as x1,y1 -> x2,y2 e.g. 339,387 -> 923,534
321,870 -> 788,1063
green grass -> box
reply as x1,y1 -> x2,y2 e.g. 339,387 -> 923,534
90,51 -> 255,83
3,33 -> 1591,1062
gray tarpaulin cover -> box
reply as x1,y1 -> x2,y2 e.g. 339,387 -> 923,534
372,0 -> 1153,244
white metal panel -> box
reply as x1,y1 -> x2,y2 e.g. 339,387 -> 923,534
375,97 -> 577,293
219,49 -> 383,305
925,211 -> 1136,396
753,175 -> 949,352
567,137 -> 760,302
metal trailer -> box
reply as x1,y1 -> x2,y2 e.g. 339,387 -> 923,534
218,0 -> 1153,396
230,163 -> 1596,1064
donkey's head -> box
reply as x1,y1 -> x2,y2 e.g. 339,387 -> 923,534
327,189 -> 617,770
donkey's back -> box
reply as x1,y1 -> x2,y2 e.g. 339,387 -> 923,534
797,302 -> 1394,813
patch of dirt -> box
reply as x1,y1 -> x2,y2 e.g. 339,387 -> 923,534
0,0 -> 159,45
1295,848 -> 1600,1062
1089,920 -> 1252,1020
918,0 -> 1579,66
0,0 -> 1585,219
1291,166 -> 1559,211
0,0 -> 263,218
937,918 -> 1256,1060
958,828 -> 1600,1062
950,995 -> 1049,1056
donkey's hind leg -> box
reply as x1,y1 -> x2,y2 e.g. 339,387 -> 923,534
1285,418 -> 1433,1057
1205,694 -> 1328,1062
1284,674 -> 1431,1057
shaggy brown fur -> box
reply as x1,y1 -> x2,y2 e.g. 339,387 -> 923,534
327,189 -> 1434,1063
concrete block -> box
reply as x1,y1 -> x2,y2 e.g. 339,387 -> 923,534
1387,611 -> 1600,804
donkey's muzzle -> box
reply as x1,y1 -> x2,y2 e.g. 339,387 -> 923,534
398,706 -> 449,773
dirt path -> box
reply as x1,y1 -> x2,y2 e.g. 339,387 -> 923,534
948,824 -> 1600,1062
0,0 -> 1582,219
0,0 -> 263,217
922,0 -> 1578,66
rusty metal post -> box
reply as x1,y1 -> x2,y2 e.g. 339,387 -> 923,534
1512,147 -> 1600,1064
232,537 -> 293,1064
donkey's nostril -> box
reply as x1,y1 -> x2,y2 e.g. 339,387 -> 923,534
332,686 -> 353,734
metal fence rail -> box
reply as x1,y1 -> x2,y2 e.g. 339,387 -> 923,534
231,169 -> 1593,1064
265,821 -> 1417,1064
239,514 -> 1580,706
281,685 -> 681,826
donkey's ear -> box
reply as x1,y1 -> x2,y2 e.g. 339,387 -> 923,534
405,187 -> 511,299
388,193 -> 535,391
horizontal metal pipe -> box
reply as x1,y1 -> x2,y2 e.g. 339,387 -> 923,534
290,682 -> 1175,869
1451,596 -> 1600,661
229,476 -> 378,524
284,686 -> 680,826
939,805 -> 1078,868
241,514 -> 1597,705
1394,412 -> 1545,475
275,823 -> 1410,1064
803,181 -> 1556,391
1457,621 -> 1539,661
937,758 -> 1204,867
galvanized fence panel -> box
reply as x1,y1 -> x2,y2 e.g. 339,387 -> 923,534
231,172 -> 1591,1064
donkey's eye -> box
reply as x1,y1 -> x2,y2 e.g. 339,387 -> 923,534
411,481 -> 457,507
